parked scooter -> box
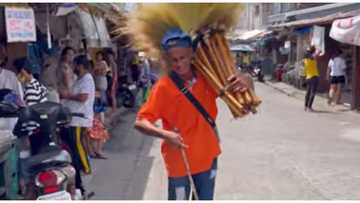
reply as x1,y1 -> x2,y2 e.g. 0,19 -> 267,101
253,64 -> 264,82
0,95 -> 84,200
116,75 -> 136,108
239,62 -> 264,83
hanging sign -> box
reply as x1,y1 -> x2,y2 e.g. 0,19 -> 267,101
5,7 -> 36,43
311,25 -> 325,56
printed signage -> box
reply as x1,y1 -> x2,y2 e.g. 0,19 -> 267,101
5,7 -> 36,43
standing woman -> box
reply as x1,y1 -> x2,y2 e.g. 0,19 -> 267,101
40,56 -> 59,103
104,49 -> 118,113
57,47 -> 77,102
327,49 -> 346,105
303,47 -> 320,112
93,51 -> 109,122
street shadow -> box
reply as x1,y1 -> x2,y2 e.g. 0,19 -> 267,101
310,110 -> 333,114
336,109 -> 351,113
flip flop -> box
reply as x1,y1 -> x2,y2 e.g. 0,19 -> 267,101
84,191 -> 95,200
95,152 -> 108,160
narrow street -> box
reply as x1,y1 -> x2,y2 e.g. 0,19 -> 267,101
2,2 -> 360,201
87,82 -> 360,200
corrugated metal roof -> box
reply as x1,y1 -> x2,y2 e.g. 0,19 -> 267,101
284,3 -> 357,18
230,29 -> 272,41
270,9 -> 360,29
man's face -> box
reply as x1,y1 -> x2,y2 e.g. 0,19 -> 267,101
17,69 -> 30,84
108,54 -> 114,62
67,50 -> 75,62
74,64 -> 81,76
96,53 -> 103,61
167,47 -> 193,76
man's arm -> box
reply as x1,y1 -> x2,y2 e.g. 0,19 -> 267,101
134,118 -> 187,148
68,93 -> 88,103
342,58 -> 347,70
326,60 -> 331,81
61,92 -> 88,103
62,65 -> 72,90
15,79 -> 24,104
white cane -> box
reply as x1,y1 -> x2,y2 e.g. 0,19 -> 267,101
180,148 -> 199,200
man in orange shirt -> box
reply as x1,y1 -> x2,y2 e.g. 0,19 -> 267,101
135,28 -> 250,200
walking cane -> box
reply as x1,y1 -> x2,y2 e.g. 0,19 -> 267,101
180,148 -> 199,200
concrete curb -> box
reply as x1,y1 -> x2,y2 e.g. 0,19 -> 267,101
263,80 -> 357,113
265,81 -> 296,97
264,81 -> 304,99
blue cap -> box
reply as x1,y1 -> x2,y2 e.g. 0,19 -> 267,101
161,28 -> 192,52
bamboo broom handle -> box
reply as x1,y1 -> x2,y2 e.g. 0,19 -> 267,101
213,34 -> 235,77
195,35 -> 252,117
243,90 -> 257,113
195,53 -> 220,84
193,62 -> 246,117
197,43 -> 227,85
216,33 -> 237,69
204,39 -> 227,80
180,148 -> 199,200
208,35 -> 232,78
205,37 -> 247,106
198,34 -> 260,116
243,91 -> 253,105
195,52 -> 217,79
194,63 -> 234,105
211,35 -> 239,86
247,88 -> 262,106
215,34 -> 260,107
211,34 -> 247,105
196,66 -> 244,118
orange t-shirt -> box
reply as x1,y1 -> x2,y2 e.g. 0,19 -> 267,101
137,71 -> 221,177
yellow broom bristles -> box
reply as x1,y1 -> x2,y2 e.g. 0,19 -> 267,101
119,3 -> 243,58
119,3 -> 261,118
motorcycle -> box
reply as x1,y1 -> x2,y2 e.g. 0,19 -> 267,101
243,62 -> 264,83
253,65 -> 264,82
0,98 -> 84,200
116,75 -> 136,108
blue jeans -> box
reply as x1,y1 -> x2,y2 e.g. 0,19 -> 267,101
168,159 -> 217,200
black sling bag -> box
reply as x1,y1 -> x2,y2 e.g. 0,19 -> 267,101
169,71 -> 219,140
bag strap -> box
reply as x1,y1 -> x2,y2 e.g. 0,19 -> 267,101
169,71 -> 217,130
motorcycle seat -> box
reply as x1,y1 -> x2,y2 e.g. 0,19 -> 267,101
22,146 -> 72,175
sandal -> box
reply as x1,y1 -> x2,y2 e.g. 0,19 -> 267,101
94,152 -> 108,160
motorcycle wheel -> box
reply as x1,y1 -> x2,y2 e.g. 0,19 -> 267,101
258,74 -> 265,82
117,89 -> 135,108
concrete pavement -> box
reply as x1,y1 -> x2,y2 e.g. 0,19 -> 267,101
86,82 -> 360,200
216,82 -> 360,200
85,108 -> 166,200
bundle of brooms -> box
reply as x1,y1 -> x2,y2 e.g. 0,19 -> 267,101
117,3 -> 261,118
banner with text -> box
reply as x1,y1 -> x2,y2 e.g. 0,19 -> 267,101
5,7 -> 36,43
